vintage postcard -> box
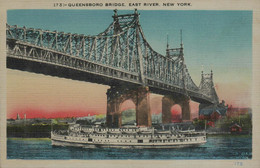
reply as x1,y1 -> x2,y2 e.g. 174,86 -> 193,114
0,0 -> 259,168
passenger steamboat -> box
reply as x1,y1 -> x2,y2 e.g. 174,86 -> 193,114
51,123 -> 207,148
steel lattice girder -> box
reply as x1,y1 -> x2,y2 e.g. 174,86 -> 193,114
6,10 -> 219,104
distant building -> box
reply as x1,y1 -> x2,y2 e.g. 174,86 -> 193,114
16,113 -> 20,120
210,111 -> 222,120
199,100 -> 228,120
230,124 -> 242,133
77,115 -> 96,122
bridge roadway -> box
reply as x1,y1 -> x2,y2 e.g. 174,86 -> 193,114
7,39 -> 213,105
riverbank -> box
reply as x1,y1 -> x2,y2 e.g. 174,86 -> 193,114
207,133 -> 252,138
206,131 -> 251,136
7,124 -> 68,138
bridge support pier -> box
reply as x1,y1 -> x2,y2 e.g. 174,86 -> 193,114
106,86 -> 151,128
136,87 -> 151,127
162,95 -> 191,124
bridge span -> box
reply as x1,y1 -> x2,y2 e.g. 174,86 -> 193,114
6,10 -> 220,127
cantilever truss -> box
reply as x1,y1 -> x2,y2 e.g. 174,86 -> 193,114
6,10 -> 219,104
199,71 -> 219,103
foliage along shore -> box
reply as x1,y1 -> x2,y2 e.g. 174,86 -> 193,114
7,124 -> 68,138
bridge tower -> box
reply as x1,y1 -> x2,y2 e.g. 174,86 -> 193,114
162,31 -> 191,124
198,70 -> 225,118
199,70 -> 219,104
106,10 -> 151,128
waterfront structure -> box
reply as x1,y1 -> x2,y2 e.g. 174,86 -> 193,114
16,113 -> 20,120
6,10 -> 221,127
199,100 -> 228,120
230,124 -> 242,133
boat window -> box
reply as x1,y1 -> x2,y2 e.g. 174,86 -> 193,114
88,138 -> 92,142
138,140 -> 143,143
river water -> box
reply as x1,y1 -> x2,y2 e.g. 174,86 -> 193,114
7,135 -> 252,160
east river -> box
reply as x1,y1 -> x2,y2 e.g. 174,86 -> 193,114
7,134 -> 251,160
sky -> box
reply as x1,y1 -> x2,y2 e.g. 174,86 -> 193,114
6,10 -> 252,119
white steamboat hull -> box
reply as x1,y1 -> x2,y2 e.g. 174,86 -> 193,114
51,133 -> 206,149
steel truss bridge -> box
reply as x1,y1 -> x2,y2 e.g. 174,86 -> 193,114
6,10 -> 219,105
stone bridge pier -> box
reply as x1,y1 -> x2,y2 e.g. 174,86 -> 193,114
162,95 -> 191,124
106,85 -> 151,128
